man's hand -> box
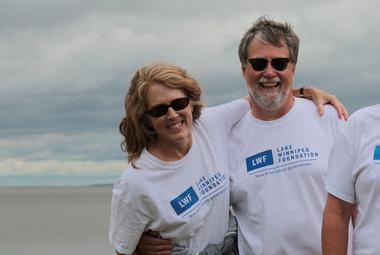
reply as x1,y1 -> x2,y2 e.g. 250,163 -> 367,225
136,231 -> 173,255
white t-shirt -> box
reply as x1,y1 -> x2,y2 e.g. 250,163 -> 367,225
326,104 -> 380,255
228,98 -> 343,255
109,99 -> 250,255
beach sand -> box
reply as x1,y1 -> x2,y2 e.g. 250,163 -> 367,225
0,186 -> 115,255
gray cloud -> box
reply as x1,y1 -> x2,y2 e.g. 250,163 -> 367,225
1,0 -> 379,177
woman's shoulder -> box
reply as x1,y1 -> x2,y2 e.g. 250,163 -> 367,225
112,164 -> 149,200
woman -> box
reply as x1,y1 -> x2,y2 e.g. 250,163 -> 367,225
109,63 -> 346,255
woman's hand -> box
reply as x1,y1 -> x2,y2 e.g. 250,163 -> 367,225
294,86 -> 349,120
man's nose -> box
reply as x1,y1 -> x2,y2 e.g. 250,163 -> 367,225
262,62 -> 276,77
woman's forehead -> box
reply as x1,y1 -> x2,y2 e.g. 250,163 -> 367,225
146,82 -> 186,105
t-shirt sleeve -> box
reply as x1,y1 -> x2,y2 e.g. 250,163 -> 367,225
202,98 -> 250,134
326,124 -> 356,204
109,180 -> 152,254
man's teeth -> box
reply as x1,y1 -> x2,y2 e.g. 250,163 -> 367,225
261,82 -> 278,87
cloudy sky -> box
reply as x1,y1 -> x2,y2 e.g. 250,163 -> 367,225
1,0 -> 379,181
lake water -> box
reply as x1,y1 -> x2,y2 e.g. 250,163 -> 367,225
0,174 -> 119,186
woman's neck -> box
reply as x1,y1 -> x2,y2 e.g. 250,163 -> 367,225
148,138 -> 192,162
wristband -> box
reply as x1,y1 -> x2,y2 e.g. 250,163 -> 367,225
299,87 -> 306,98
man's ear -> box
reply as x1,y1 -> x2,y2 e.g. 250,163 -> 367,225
241,64 -> 248,81
291,63 -> 296,74
241,64 -> 246,73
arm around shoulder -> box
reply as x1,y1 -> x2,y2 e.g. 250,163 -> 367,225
293,86 -> 348,120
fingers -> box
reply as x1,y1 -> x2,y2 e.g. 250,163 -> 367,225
327,94 -> 342,118
137,232 -> 172,255
327,94 -> 349,120
137,243 -> 172,255
342,106 -> 349,121
316,97 -> 325,117
336,99 -> 349,121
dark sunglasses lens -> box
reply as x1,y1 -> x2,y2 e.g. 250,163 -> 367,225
147,98 -> 190,117
171,98 -> 190,111
148,105 -> 168,117
272,58 -> 289,71
250,59 -> 268,71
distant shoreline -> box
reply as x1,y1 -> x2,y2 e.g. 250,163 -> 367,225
0,183 -> 114,188
0,174 -> 118,187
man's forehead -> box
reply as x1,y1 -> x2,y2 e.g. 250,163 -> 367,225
248,37 -> 289,56
254,33 -> 287,47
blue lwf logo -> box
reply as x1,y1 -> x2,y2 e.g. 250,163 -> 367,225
170,186 -> 199,215
246,149 -> 274,172
374,145 -> 380,160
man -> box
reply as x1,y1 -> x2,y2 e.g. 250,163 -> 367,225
127,17 -> 349,255
227,16 -> 345,254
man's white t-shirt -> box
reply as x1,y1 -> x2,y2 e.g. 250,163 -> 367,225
228,98 -> 343,255
326,104 -> 380,254
109,99 -> 250,254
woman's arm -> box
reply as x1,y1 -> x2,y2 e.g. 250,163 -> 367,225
293,86 -> 349,120
109,185 -> 151,255
322,193 -> 355,255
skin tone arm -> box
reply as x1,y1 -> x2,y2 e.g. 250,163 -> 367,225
322,193 -> 355,255
293,86 -> 349,120
136,232 -> 172,255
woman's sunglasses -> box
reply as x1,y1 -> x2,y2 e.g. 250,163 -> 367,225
248,58 -> 291,72
146,97 -> 190,118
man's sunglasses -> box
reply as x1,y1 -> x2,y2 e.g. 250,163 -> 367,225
146,97 -> 190,118
248,58 -> 291,72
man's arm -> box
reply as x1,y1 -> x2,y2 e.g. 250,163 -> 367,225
322,193 -> 355,255
136,231 -> 172,255
293,86 -> 349,120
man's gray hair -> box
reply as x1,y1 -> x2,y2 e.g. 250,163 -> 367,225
238,16 -> 299,66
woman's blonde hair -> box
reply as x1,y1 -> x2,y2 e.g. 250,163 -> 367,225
119,63 -> 203,167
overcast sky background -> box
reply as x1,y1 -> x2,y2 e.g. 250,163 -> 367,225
1,0 -> 379,183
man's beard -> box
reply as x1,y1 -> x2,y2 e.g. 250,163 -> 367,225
250,77 -> 290,111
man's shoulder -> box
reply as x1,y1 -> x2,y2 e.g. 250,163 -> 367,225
294,98 -> 344,132
295,97 -> 337,116
230,110 -> 252,129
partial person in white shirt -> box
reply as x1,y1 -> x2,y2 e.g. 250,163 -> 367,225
322,104 -> 380,255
